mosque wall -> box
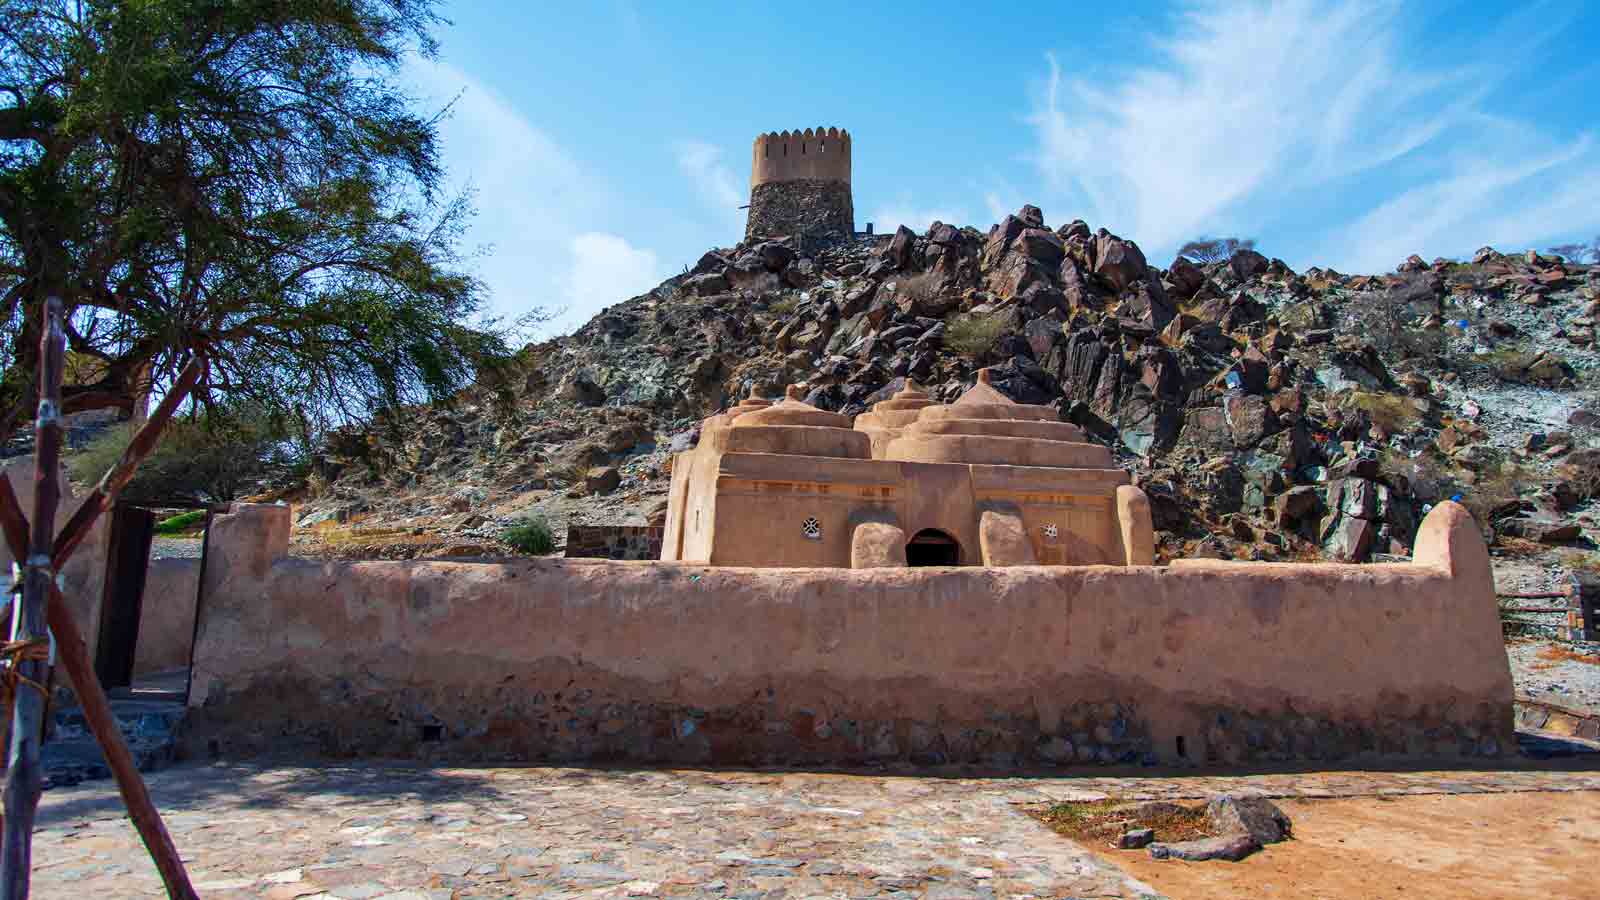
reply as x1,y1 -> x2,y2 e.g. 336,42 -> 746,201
184,501 -> 1514,767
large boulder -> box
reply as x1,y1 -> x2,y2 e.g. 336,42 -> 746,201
1228,248 -> 1270,280
1093,230 -> 1149,291
884,225 -> 917,270
1166,256 -> 1209,299
558,369 -> 607,406
1121,275 -> 1177,332
980,214 -> 1028,270
1059,259 -> 1102,310
1206,795 -> 1291,845
683,271 -> 729,296
1018,228 -> 1065,266
752,241 -> 796,272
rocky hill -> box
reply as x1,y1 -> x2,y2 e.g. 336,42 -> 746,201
295,205 -> 1600,566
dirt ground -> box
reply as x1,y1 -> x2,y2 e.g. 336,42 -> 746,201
1092,791 -> 1598,900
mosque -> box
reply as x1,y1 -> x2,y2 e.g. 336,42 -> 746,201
660,369 -> 1154,567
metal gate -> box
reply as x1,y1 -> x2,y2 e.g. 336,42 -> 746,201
93,504 -> 156,689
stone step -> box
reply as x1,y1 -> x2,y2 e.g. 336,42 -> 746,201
42,697 -> 186,789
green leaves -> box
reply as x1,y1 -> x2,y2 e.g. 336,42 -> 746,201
0,0 -> 519,435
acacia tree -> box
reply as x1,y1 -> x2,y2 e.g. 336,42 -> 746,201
1178,236 -> 1257,265
1548,237 -> 1599,264
0,0 -> 520,432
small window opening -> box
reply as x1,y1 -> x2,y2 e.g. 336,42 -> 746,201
906,529 -> 960,566
1176,735 -> 1188,758
421,724 -> 445,742
801,516 -> 822,540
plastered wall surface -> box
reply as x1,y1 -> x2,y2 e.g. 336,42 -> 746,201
749,128 -> 851,187
136,556 -> 199,674
186,502 -> 1514,767
1,459 -> 107,665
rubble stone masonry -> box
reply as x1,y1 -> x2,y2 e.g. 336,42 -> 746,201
745,179 -> 854,243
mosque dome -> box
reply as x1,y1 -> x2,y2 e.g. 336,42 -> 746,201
884,369 -> 1116,468
707,385 -> 870,459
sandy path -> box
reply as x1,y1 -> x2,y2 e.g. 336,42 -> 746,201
1094,791 -> 1598,899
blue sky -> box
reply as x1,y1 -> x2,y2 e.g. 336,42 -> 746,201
406,0 -> 1600,332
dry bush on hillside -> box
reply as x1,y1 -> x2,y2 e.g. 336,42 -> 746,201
943,311 -> 1008,357
1178,236 -> 1257,265
1342,274 -> 1446,364
1337,390 -> 1422,435
1470,349 -> 1575,387
896,271 -> 943,301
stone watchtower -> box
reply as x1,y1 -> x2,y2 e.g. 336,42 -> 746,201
745,127 -> 854,243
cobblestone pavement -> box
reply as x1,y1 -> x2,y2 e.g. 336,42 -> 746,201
31,759 -> 1600,899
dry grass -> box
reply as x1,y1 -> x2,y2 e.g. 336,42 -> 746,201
895,271 -> 943,303
315,525 -> 418,546
943,311 -> 1009,357
766,296 -> 798,317
1458,460 -> 1528,528
1339,390 -> 1421,434
1032,798 -> 1213,846
1495,536 -> 1550,559
1537,645 -> 1600,667
1472,349 -> 1573,386
1560,550 -> 1600,573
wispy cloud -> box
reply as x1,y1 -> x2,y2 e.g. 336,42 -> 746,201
1029,0 -> 1600,270
674,140 -> 745,231
560,232 -> 666,324
407,59 -> 666,332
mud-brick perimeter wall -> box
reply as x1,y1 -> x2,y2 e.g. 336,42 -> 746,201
185,502 -> 1513,767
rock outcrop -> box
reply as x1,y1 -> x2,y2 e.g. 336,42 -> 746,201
297,210 -> 1600,565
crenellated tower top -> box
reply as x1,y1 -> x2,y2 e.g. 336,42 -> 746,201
750,127 -> 852,189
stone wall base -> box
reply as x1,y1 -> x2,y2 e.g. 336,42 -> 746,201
746,179 -> 853,243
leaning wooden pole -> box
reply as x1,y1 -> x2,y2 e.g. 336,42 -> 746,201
0,303 -> 199,899
0,297 -> 66,900
44,584 -> 195,899
50,358 -> 204,568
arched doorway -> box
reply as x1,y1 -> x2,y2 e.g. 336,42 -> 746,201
906,528 -> 961,566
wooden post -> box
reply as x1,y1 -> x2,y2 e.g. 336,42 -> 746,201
46,585 -> 195,898
1,297 -> 66,900
0,481 -> 197,898
0,303 -> 200,899
1569,572 -> 1599,643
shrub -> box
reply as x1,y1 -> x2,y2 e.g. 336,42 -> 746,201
502,515 -> 556,555
767,296 -> 798,317
1548,237 -> 1600,264
895,272 -> 944,304
1338,390 -> 1421,435
66,403 -> 297,503
943,312 -> 1008,357
1341,274 -> 1446,364
1471,349 -> 1574,386
1462,460 -> 1528,528
1178,236 -> 1256,265
154,510 -> 206,535
1559,550 -> 1600,574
